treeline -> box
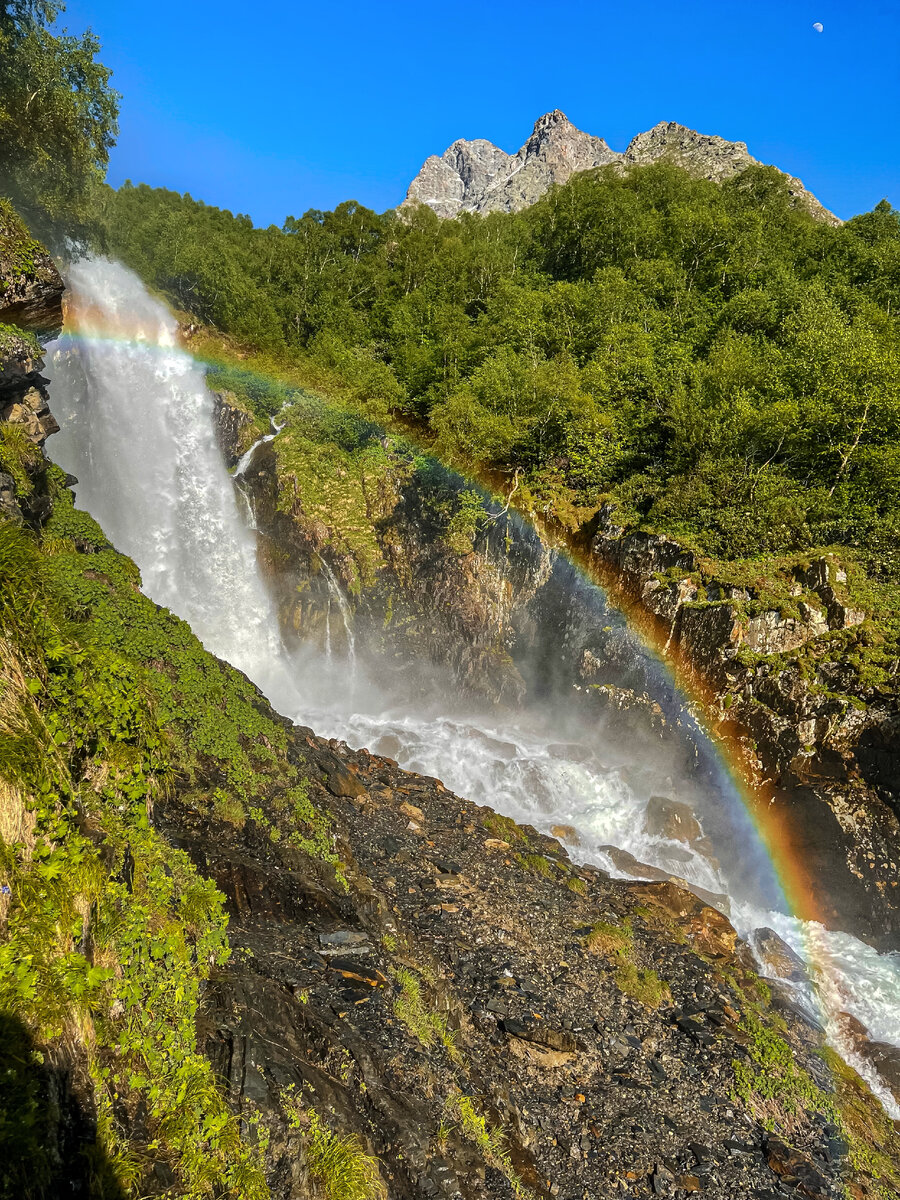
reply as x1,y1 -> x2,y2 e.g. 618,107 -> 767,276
0,2 -> 118,240
97,163 -> 900,575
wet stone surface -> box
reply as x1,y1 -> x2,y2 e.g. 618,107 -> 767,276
153,725 -> 895,1199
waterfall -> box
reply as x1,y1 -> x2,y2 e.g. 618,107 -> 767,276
233,431 -> 275,479
316,553 -> 356,676
46,257 -> 285,690
45,255 -> 900,1116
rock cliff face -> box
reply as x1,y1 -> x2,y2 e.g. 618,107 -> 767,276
211,387 -> 264,468
623,121 -> 840,224
403,111 -> 840,224
0,199 -> 65,525
0,198 -> 64,336
589,506 -> 900,950
0,341 -> 64,532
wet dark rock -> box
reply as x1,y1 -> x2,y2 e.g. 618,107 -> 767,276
318,930 -> 374,953
643,796 -> 703,845
837,1012 -> 900,1105
751,928 -> 809,984
764,1136 -> 830,1199
652,1161 -> 675,1194
313,747 -> 368,798
212,388 -> 257,467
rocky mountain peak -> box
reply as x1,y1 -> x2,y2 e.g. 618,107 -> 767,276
625,121 -> 756,180
530,108 -> 572,134
403,112 -> 839,225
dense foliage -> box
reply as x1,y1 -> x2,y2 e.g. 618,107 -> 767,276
98,166 -> 900,580
0,0 -> 118,237
0,466 -> 338,1196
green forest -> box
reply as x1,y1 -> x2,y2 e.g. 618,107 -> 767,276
96,167 -> 900,583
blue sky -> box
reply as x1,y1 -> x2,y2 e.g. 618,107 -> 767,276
61,0 -> 899,226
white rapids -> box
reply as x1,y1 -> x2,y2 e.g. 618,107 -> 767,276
47,256 -> 900,1116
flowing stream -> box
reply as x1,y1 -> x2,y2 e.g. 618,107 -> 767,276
47,256 -> 900,1114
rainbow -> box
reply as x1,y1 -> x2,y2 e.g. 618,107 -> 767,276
51,312 -> 896,1063
49,316 -> 826,931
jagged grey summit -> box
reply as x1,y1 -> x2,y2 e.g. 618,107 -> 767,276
404,110 -> 839,224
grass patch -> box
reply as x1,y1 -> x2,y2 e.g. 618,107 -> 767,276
212,788 -> 246,828
443,1093 -> 531,1198
582,919 -> 670,1007
514,852 -> 556,879
483,813 -> 527,844
282,1093 -> 386,1200
584,919 -> 633,957
614,961 -> 671,1009
0,424 -> 43,497
390,966 -> 462,1064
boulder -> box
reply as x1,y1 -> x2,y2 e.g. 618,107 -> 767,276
314,748 -> 368,798
643,796 -> 703,845
750,927 -> 808,984
628,880 -> 737,958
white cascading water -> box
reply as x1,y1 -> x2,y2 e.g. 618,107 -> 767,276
47,257 -> 283,681
47,256 -> 900,1115
315,553 -> 356,677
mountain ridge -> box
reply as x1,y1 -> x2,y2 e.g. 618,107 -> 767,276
404,110 -> 840,224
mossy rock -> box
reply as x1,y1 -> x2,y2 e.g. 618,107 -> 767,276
0,198 -> 64,337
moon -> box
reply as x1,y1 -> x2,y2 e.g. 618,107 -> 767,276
813,21 -> 824,32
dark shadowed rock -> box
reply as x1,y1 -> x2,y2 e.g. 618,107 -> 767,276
313,747 -> 368,798
211,388 -> 258,468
